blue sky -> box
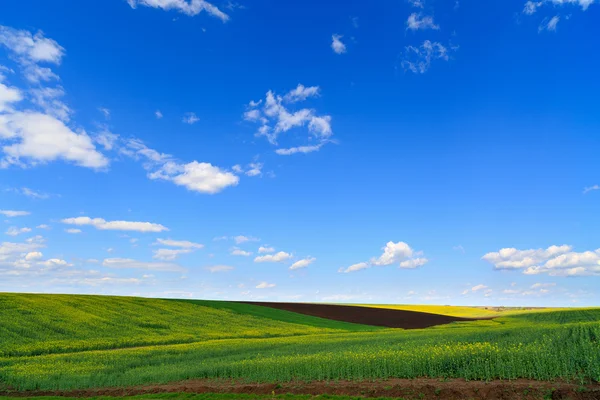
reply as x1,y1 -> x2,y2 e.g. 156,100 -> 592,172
1,0 -> 599,306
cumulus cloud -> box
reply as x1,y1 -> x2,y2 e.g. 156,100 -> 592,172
65,228 -> 81,234
258,246 -> 275,253
0,111 -> 108,169
256,281 -> 276,289
406,13 -> 439,30
0,210 -> 30,217
0,80 -> 22,112
155,110 -> 163,119
401,40 -> 451,74
230,247 -> 252,256
127,0 -> 230,22
102,257 -> 185,272
340,241 -> 428,273
61,216 -> 169,232
0,26 -> 65,64
254,251 -> 292,263
331,34 -> 347,54
244,84 -> 333,154
148,160 -> 239,194
482,245 -> 600,276
289,257 -> 316,270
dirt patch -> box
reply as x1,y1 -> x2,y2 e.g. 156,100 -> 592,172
2,379 -> 599,400
242,301 -> 488,329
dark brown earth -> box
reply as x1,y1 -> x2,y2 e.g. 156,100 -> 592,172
2,379 -> 599,400
242,301 -> 487,329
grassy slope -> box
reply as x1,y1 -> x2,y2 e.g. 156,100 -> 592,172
1,295 -> 599,390
0,293 -> 378,357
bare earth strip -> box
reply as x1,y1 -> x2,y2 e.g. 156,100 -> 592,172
241,301 -> 491,329
2,379 -> 600,400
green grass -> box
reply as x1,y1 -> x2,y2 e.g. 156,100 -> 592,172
0,293 -> 378,357
1,294 -> 599,391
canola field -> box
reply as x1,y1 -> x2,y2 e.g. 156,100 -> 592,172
0,294 -> 599,391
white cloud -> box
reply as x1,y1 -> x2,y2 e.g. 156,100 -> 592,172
25,251 -> 43,261
453,245 -> 465,253
182,112 -> 199,124
23,64 -> 59,84
206,265 -> 234,273
524,0 -> 596,14
155,238 -> 203,248
148,160 -> 239,194
244,86 -> 333,154
284,84 -> 320,103
127,0 -> 230,22
341,241 -> 428,273
401,40 -> 450,74
5,226 -> 31,236
65,228 -> 81,234
483,245 -> 600,276
372,241 -> 414,266
399,257 -> 429,269
254,251 -> 292,263
256,281 -> 276,289
155,110 -> 163,119
234,235 -> 259,244
482,245 -> 572,269
95,130 -> 119,151
524,1 -> 543,14
0,26 -> 65,64
0,80 -> 22,112
406,13 -> 439,30
290,257 -> 316,270
583,185 -> 599,194
339,262 -> 370,273
61,216 -> 169,232
37,258 -> 72,268
331,34 -> 346,54
153,248 -> 192,261
232,162 -> 263,177
258,246 -> 275,253
462,284 -> 488,295
29,86 -> 71,122
0,210 -> 30,217
275,144 -> 323,155
539,15 -> 560,32
102,257 -> 185,272
0,111 -> 108,169
36,224 -> 50,229
408,0 -> 424,8
231,247 -> 252,256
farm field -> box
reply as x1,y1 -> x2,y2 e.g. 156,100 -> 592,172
1,294 -> 600,399
347,304 -> 562,318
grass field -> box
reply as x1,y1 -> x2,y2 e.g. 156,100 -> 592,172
1,294 -> 599,392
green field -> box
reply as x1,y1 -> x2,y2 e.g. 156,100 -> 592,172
1,293 -> 599,392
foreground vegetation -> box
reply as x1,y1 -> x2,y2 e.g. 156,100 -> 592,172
0,294 -> 599,391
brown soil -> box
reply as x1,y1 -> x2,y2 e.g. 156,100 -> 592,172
242,301 -> 488,329
2,378 -> 599,400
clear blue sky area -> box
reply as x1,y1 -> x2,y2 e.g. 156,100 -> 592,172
0,0 -> 598,306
